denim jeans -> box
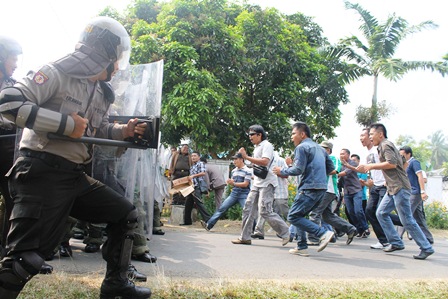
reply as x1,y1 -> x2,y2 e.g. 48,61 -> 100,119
288,189 -> 327,250
207,189 -> 249,229
376,188 -> 433,252
399,193 -> 434,244
344,190 -> 369,234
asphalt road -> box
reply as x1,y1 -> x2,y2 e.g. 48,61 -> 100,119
49,223 -> 448,281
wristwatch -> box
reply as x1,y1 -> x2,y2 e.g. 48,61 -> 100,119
421,190 -> 426,194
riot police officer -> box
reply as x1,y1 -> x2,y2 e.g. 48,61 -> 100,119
0,35 -> 54,275
0,17 -> 151,299
0,36 -> 22,247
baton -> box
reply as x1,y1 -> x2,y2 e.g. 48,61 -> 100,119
47,133 -> 149,149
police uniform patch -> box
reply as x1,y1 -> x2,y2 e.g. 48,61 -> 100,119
33,71 -> 49,85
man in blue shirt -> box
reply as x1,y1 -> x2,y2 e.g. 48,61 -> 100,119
399,146 -> 434,244
273,122 -> 335,256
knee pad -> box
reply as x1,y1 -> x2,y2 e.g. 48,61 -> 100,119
0,251 -> 44,295
124,208 -> 139,232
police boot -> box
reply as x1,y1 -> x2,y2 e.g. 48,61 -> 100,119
100,269 -> 151,299
128,264 -> 147,282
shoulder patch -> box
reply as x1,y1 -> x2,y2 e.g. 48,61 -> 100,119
33,71 -> 49,85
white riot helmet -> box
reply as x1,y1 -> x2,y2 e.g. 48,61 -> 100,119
0,36 -> 22,79
54,16 -> 131,78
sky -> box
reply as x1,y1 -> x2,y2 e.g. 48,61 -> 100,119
1,0 -> 447,160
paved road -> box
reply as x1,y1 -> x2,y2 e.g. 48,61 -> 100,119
50,223 -> 448,280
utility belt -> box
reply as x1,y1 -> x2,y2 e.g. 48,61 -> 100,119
174,169 -> 190,176
20,149 -> 87,171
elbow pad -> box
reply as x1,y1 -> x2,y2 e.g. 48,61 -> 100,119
0,87 -> 75,136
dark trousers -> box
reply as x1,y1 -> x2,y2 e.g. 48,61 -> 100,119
0,132 -> 16,252
184,187 -> 210,224
366,185 -> 402,244
5,154 -> 134,268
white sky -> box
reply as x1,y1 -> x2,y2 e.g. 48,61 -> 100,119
2,0 -> 447,159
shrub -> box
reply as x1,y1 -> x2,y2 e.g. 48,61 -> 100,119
425,201 -> 448,229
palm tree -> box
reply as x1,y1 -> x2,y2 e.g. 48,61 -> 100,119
326,1 -> 448,126
429,130 -> 448,169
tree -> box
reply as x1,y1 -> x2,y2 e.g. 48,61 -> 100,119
107,0 -> 351,157
428,130 -> 448,169
327,1 -> 448,127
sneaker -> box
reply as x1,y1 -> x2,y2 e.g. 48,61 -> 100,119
357,230 -> 370,238
282,237 -> 290,246
317,231 -> 334,252
231,238 -> 251,245
346,228 -> 357,245
370,242 -> 389,249
251,233 -> 265,240
289,248 -> 310,257
200,220 -> 210,231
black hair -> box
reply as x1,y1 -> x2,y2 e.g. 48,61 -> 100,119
248,124 -> 267,140
351,154 -> 361,160
341,148 -> 351,156
370,123 -> 388,139
292,121 -> 311,138
399,145 -> 413,157
192,150 -> 200,156
200,156 -> 208,163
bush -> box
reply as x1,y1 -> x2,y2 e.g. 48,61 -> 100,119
425,201 -> 448,229
203,190 -> 242,220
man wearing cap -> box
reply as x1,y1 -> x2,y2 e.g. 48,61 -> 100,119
307,141 -> 357,245
232,125 -> 290,246
201,153 -> 252,231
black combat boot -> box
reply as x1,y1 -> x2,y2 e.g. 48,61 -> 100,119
100,269 -> 151,299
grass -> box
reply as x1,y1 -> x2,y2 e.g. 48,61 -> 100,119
15,218 -> 448,298
20,275 -> 448,298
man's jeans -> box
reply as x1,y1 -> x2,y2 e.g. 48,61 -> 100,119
207,189 -> 249,229
399,193 -> 434,244
344,190 -> 369,234
376,188 -> 433,252
288,189 -> 327,250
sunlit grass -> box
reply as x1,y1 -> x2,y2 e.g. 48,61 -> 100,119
21,274 -> 448,299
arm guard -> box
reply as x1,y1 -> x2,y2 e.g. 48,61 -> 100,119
0,87 -> 74,136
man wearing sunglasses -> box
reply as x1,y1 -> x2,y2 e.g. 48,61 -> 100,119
232,125 -> 290,246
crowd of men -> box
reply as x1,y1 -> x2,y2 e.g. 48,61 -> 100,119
0,15 -> 435,299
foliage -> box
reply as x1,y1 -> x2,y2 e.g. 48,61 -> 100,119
429,130 -> 448,169
442,162 -> 448,176
425,201 -> 448,229
395,131 -> 448,171
106,0 -> 351,156
326,1 -> 448,126
203,188 -> 242,221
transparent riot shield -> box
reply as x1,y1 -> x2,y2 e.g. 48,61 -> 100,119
92,60 -> 164,240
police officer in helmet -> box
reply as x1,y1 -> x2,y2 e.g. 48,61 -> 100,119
0,36 -> 22,252
0,17 -> 151,299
